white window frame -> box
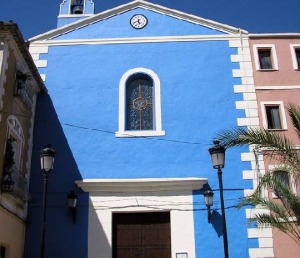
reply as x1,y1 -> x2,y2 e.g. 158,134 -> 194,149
268,165 -> 297,199
260,101 -> 287,130
6,115 -> 24,170
116,67 -> 165,137
253,44 -> 279,70
290,44 -> 300,70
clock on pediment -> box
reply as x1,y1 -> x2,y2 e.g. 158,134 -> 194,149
130,14 -> 148,29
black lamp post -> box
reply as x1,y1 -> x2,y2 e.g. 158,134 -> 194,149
208,140 -> 229,258
67,190 -> 78,224
40,144 -> 56,258
204,190 -> 214,223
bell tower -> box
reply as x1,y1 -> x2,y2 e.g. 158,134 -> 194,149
57,0 -> 95,27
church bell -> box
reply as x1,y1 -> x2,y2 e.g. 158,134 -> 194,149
71,0 -> 83,14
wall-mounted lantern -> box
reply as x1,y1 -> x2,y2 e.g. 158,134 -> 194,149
176,252 -> 188,258
204,190 -> 214,223
67,190 -> 78,224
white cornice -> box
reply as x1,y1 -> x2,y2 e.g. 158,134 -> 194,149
30,34 -> 246,46
0,31 -> 45,93
250,33 -> 300,38
255,85 -> 300,90
76,177 -> 207,193
253,145 -> 300,152
29,0 -> 247,42
135,1 -> 247,34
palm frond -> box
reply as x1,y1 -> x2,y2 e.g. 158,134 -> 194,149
287,103 -> 300,140
217,127 -> 300,179
251,214 -> 288,232
243,190 -> 300,244
249,213 -> 300,246
247,174 -> 300,220
217,104 -> 300,246
239,171 -> 300,244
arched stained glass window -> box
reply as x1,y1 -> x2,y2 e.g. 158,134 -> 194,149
116,67 -> 165,137
126,75 -> 153,131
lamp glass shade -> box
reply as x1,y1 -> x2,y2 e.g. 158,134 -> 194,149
208,140 -> 225,169
40,145 -> 56,171
40,155 -> 54,171
176,253 -> 188,258
67,191 -> 78,208
210,151 -> 225,169
68,198 -> 77,208
204,190 -> 214,207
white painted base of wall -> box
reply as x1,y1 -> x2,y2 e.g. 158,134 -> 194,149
88,192 -> 196,258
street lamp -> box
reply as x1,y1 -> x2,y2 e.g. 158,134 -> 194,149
204,190 -> 214,223
67,190 -> 78,224
208,140 -> 229,258
40,144 -> 56,258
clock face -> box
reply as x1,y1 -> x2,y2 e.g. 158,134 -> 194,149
130,14 -> 148,29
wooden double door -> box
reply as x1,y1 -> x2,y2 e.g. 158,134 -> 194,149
112,212 -> 171,258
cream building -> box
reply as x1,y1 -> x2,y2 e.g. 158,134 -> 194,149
0,21 -> 45,258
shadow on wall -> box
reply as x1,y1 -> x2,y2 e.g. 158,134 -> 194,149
210,210 -> 224,237
23,92 -> 110,258
201,185 -> 225,238
194,186 -> 226,238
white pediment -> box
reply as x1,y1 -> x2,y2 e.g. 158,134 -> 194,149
29,0 -> 247,42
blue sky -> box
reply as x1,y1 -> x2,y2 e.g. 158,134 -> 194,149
1,0 -> 299,40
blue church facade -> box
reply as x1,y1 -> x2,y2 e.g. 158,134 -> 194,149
25,1 -> 268,257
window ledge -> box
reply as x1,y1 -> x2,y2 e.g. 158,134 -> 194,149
257,69 -> 278,72
115,130 -> 165,137
76,177 -> 207,193
265,128 -> 288,131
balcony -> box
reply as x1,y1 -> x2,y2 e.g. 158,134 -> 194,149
2,166 -> 28,201
14,72 -> 34,110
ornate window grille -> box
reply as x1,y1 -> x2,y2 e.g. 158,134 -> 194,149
14,71 -> 34,110
126,76 -> 153,131
2,166 -> 28,200
2,117 -> 28,201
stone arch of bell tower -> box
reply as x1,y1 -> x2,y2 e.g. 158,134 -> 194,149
59,0 -> 95,16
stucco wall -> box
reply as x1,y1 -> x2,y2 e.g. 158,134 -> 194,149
26,4 -> 255,258
250,38 -> 300,86
256,89 -> 300,143
0,206 -> 25,258
250,36 -> 300,258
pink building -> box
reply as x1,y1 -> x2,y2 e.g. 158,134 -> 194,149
249,34 -> 300,258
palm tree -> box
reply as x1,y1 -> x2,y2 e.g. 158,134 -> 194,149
217,104 -> 300,246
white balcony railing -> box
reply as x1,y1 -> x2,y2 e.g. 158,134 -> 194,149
2,166 -> 28,201
14,79 -> 34,110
